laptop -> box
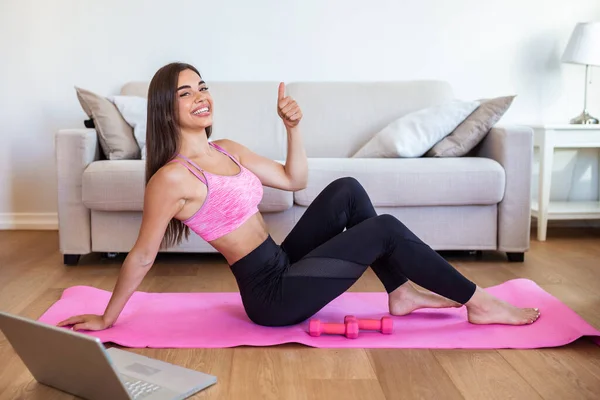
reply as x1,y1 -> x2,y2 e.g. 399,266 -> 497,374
0,310 -> 217,400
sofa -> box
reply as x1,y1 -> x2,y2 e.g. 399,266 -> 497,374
55,80 -> 533,266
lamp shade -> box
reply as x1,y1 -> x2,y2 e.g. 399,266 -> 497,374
561,22 -> 600,67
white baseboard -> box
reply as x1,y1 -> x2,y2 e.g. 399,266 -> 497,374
0,213 -> 58,230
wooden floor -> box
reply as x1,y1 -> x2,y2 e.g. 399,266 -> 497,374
1,228 -> 599,400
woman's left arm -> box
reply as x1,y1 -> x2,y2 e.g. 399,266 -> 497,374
216,83 -> 308,191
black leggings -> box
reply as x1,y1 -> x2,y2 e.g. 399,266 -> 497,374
230,177 -> 477,327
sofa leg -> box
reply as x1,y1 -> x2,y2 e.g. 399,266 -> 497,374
468,250 -> 483,260
506,252 -> 524,262
101,252 -> 119,259
63,254 -> 81,266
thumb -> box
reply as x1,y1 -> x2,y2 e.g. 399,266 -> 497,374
278,82 -> 285,101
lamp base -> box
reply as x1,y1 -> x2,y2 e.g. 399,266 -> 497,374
570,110 -> 599,124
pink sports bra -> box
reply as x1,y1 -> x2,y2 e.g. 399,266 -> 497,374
169,142 -> 263,242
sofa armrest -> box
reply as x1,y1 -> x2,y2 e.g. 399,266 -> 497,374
55,129 -> 100,256
473,125 -> 533,252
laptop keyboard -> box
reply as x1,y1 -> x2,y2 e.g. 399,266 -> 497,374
122,377 -> 162,399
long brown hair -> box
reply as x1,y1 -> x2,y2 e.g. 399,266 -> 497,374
145,62 -> 212,249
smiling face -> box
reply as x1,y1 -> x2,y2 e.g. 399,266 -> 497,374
176,68 -> 213,135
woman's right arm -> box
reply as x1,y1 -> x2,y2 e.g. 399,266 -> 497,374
57,167 -> 188,331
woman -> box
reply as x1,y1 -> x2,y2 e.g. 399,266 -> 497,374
58,62 -> 540,331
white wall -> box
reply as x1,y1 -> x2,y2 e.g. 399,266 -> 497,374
1,0 -> 599,228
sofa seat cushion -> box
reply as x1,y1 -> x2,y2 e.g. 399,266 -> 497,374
82,160 -> 293,212
294,158 -> 505,207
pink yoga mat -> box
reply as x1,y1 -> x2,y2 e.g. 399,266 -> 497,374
37,279 -> 599,349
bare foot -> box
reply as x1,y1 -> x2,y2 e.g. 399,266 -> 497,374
389,283 -> 462,316
466,286 -> 540,325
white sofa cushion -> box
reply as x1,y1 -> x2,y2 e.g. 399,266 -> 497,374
82,160 -> 293,212
109,95 -> 148,159
351,99 -> 480,158
294,158 -> 505,207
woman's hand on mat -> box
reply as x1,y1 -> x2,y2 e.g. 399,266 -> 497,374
277,82 -> 302,129
57,314 -> 110,331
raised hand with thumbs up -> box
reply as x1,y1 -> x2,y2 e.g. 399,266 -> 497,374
277,82 -> 303,129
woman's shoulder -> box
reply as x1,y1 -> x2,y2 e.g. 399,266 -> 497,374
149,161 -> 192,190
211,139 -> 244,161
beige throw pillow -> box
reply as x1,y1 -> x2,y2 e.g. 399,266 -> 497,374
75,87 -> 141,160
425,95 -> 515,157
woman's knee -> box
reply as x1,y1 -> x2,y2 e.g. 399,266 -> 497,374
374,214 -> 406,233
374,214 -> 421,242
330,176 -> 364,194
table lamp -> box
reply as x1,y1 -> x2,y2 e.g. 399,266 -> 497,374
561,21 -> 600,124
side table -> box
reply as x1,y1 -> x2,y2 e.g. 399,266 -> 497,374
531,124 -> 600,241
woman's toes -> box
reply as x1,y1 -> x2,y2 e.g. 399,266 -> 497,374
526,308 -> 541,324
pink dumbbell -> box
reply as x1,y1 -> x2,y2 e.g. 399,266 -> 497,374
309,319 -> 359,339
344,315 -> 394,334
